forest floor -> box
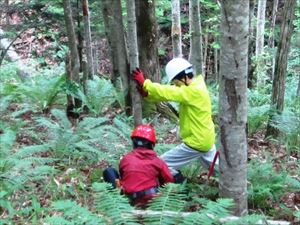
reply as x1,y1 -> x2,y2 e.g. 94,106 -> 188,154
12,108 -> 300,224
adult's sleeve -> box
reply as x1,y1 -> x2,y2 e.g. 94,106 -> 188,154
143,79 -> 191,103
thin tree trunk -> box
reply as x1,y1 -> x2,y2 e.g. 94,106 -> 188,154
219,0 -> 249,216
255,0 -> 267,86
171,0 -> 182,58
5,0 -> 9,25
214,46 -> 218,82
266,0 -> 296,138
203,33 -> 209,79
248,0 -> 256,89
297,73 -> 300,97
126,0 -> 142,126
82,0 -> 94,79
63,0 -> 81,122
268,0 -> 279,80
188,0 -> 204,75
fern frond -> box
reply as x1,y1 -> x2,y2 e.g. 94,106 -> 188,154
144,183 -> 187,225
93,182 -> 139,225
46,200 -> 105,225
182,198 -> 233,225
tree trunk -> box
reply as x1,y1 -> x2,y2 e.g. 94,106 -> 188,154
267,0 -> 279,80
188,0 -> 204,76
255,0 -> 267,86
101,0 -> 131,114
247,0 -> 256,89
126,0 -> 142,126
171,0 -> 182,58
63,0 -> 81,122
203,33 -> 209,79
213,46 -> 218,82
219,0 -> 249,216
82,0 -> 94,79
297,73 -> 300,97
136,0 -> 160,82
266,0 -> 296,138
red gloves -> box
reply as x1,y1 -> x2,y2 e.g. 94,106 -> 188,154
132,68 -> 148,97
132,68 -> 145,86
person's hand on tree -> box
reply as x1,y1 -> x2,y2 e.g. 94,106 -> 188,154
132,68 -> 148,97
132,68 -> 145,86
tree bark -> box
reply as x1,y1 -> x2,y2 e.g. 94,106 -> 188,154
126,0 -> 142,126
63,0 -> 81,122
255,0 -> 267,86
255,0 -> 267,57
188,0 -> 204,76
268,0 -> 279,80
213,46 -> 218,82
82,0 -> 94,79
203,33 -> 209,79
101,0 -> 131,114
247,0 -> 256,89
136,0 -> 160,83
266,0 -> 296,137
219,0 -> 249,216
171,0 -> 182,58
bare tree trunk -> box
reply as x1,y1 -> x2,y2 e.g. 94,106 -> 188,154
63,0 -> 81,122
126,0 -> 142,126
203,33 -> 209,79
188,0 -> 204,76
5,0 -> 9,25
247,0 -> 256,89
101,0 -> 131,114
213,46 -> 218,82
297,74 -> 300,97
136,0 -> 160,82
268,0 -> 279,80
171,0 -> 182,58
82,0 -> 94,79
255,0 -> 267,86
266,0 -> 296,138
219,0 -> 249,216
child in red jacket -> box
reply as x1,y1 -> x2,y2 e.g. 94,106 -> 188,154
103,124 -> 174,208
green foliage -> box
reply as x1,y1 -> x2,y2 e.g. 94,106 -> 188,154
46,200 -> 105,225
76,76 -> 123,116
34,109 -> 132,166
93,182 -> 138,224
269,109 -> 300,152
248,159 -> 300,209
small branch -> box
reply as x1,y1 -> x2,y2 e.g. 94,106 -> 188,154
123,210 -> 290,225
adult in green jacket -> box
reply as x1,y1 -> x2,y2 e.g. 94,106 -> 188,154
133,58 -> 218,177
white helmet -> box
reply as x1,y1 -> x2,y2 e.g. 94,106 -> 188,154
165,58 -> 193,83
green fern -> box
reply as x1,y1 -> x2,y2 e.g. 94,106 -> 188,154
144,183 -> 187,224
77,76 -> 120,116
248,159 -> 300,209
269,109 -> 300,152
93,182 -> 139,225
45,200 -> 105,225
182,198 -> 233,225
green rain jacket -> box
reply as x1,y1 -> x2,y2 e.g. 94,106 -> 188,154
143,75 -> 215,152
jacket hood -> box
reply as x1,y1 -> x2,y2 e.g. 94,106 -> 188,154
132,147 -> 157,159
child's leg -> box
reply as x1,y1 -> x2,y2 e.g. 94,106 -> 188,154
103,166 -> 119,188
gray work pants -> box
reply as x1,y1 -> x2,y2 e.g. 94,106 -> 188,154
160,143 -> 219,175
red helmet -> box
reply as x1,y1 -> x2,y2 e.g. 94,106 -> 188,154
131,124 -> 156,143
